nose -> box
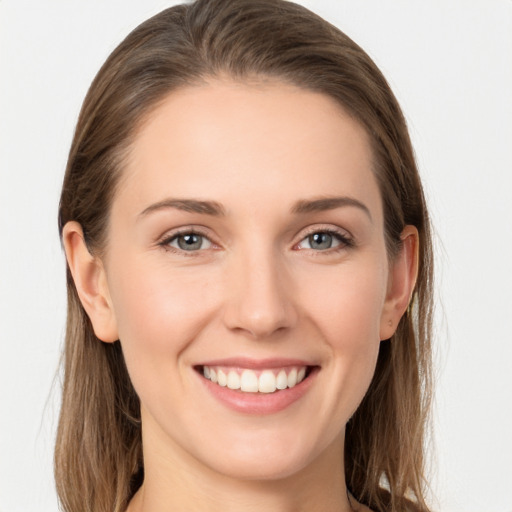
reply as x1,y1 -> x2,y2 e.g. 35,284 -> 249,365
222,245 -> 297,339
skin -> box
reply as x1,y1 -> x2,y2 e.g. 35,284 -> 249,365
63,80 -> 418,512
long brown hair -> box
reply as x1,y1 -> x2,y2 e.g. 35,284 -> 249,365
56,1 -> 434,511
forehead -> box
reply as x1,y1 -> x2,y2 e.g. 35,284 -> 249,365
118,79 -> 382,221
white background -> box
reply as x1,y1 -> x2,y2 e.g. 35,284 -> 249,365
1,1 -> 511,511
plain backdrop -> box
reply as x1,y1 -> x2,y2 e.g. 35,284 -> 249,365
1,1 -> 511,511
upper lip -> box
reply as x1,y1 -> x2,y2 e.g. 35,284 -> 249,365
196,357 -> 317,370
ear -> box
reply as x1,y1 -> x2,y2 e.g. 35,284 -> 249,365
379,225 -> 419,340
62,221 -> 119,343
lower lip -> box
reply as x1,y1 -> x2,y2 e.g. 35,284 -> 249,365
197,368 -> 318,415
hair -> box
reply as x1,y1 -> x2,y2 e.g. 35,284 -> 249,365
56,1 -> 434,511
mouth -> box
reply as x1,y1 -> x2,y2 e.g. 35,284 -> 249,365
197,365 -> 314,393
194,358 -> 319,414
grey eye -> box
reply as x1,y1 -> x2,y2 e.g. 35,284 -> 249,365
171,233 -> 212,251
308,232 -> 335,250
297,231 -> 345,251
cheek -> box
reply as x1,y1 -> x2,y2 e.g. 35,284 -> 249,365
296,261 -> 387,410
298,259 -> 388,344
107,258 -> 220,374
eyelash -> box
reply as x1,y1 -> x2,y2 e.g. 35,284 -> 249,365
157,226 -> 354,256
157,228 -> 214,256
295,226 -> 354,253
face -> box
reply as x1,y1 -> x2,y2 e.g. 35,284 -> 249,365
91,80 -> 401,480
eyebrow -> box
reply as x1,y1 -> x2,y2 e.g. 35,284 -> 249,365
138,195 -> 371,221
139,198 -> 226,217
291,196 -> 372,221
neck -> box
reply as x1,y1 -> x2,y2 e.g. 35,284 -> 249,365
128,423 -> 354,512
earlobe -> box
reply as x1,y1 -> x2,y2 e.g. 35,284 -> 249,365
62,221 -> 119,343
379,225 -> 419,340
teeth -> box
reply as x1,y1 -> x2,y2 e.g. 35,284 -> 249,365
202,365 -> 308,393
276,370 -> 288,390
258,370 -> 276,393
287,368 -> 297,388
217,369 -> 227,387
227,370 -> 241,390
240,369 -> 259,392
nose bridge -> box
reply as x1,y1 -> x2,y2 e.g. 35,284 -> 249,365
223,238 -> 296,338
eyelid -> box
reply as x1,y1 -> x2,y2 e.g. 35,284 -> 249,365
293,224 -> 354,251
156,226 -> 219,254
155,223 -> 354,254
169,233 -> 213,251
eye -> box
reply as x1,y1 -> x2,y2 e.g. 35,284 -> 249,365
296,230 -> 351,251
166,232 -> 213,252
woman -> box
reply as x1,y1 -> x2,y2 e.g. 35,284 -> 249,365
56,1 -> 434,511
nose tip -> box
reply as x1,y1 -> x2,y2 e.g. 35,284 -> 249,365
233,298 -> 290,339
223,255 -> 297,339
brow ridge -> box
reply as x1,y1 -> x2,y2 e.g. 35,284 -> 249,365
139,198 -> 226,217
139,195 -> 371,220
291,196 -> 372,220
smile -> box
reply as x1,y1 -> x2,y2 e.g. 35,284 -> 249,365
196,360 -> 319,414
202,366 -> 307,393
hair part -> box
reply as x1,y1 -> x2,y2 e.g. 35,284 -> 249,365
56,1 -> 434,511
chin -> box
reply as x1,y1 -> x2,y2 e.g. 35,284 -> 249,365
193,425 -> 338,483
207,452 -> 311,482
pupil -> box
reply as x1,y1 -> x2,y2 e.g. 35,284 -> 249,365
178,234 -> 202,250
310,232 -> 332,250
